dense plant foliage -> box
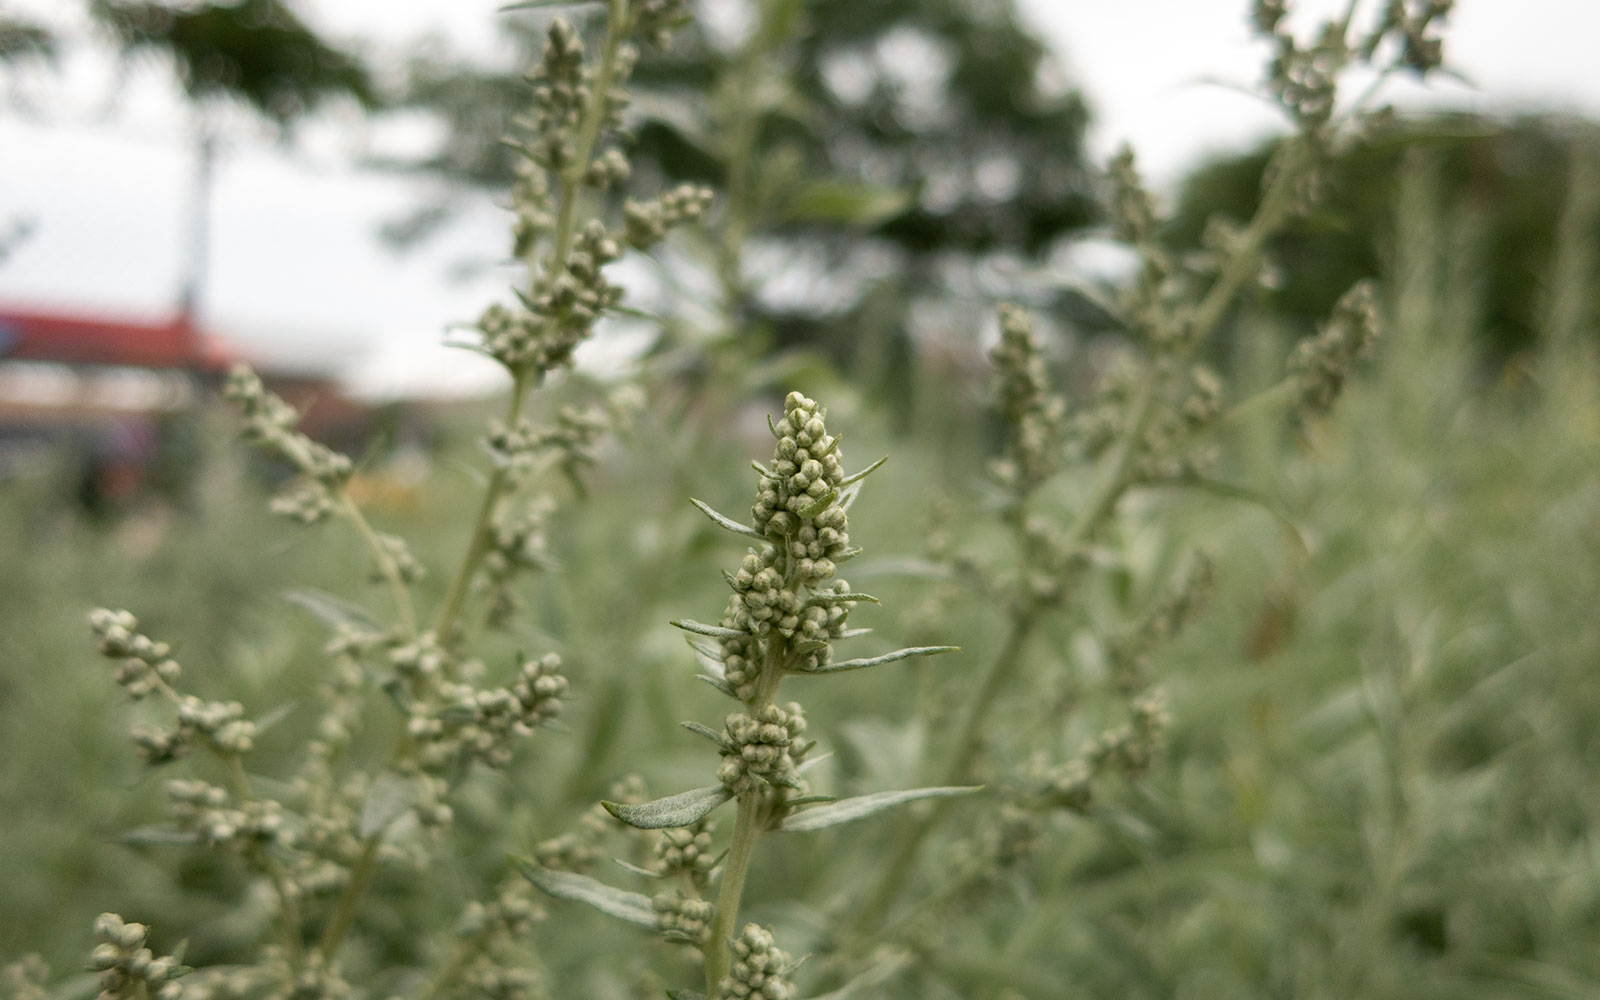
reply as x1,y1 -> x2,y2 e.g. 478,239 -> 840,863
4,1 -> 1599,998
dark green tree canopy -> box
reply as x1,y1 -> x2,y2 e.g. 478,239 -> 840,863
89,0 -> 375,124
1168,114 -> 1600,364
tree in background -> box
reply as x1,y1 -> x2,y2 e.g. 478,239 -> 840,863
1167,114 -> 1600,369
399,0 -> 1097,402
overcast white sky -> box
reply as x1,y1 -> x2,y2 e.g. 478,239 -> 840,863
1,0 -> 1597,396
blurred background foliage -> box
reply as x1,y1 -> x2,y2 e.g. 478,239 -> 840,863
2,1 -> 1599,998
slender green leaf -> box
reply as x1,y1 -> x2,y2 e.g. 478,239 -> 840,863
778,786 -> 981,833
120,826 -> 201,847
696,674 -> 737,697
840,455 -> 888,487
516,862 -> 658,928
781,180 -> 912,227
252,701 -> 296,736
612,858 -> 664,879
671,619 -> 746,639
807,591 -> 879,607
798,491 -> 838,519
690,497 -> 766,540
808,646 -> 960,674
360,772 -> 418,837
680,720 -> 729,747
283,588 -> 382,631
604,785 -> 733,829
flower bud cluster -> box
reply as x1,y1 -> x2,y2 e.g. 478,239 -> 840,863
458,882 -> 542,942
1038,690 -> 1172,817
535,777 -> 646,873
484,405 -> 608,476
410,654 -> 567,771
87,913 -> 186,1000
654,820 -> 716,887
622,185 -> 715,251
223,366 -> 351,524
1014,517 -> 1091,608
3,955 -> 49,1000
716,704 -> 807,796
752,393 -> 847,540
167,780 -> 287,850
1132,366 -> 1227,484
90,609 -> 179,699
526,19 -> 588,172
1264,22 -> 1345,134
652,889 -> 715,944
1083,689 -> 1172,780
483,219 -> 626,372
1372,0 -> 1452,73
714,924 -> 794,1000
629,0 -> 692,49
1065,355 -> 1140,462
370,532 -> 424,586
463,965 -> 541,1000
1108,555 -> 1216,694
1289,280 -> 1379,416
390,631 -> 452,682
173,695 -> 257,755
511,160 -> 554,258
989,306 -> 1066,496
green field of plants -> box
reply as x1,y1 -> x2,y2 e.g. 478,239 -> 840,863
3,1 -> 1598,998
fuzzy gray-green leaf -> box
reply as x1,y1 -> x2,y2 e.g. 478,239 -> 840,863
360,771 -> 419,837
283,588 -> 383,632
777,786 -> 981,833
671,619 -> 747,639
515,862 -> 658,927
808,646 -> 960,674
690,497 -> 767,540
603,785 -> 733,829
681,720 -> 730,747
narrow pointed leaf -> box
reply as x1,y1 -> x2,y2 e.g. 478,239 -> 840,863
777,786 -> 981,833
120,826 -> 201,847
783,794 -> 839,807
360,772 -> 419,837
798,491 -> 837,519
807,591 -> 879,607
690,498 -> 766,540
516,862 -> 658,928
283,588 -> 382,632
603,785 -> 733,829
612,858 -> 664,879
680,721 -> 729,747
687,638 -> 726,668
809,646 -> 960,674
840,455 -> 888,487
253,702 -> 296,736
671,619 -> 746,639
696,674 -> 737,697
795,751 -> 834,774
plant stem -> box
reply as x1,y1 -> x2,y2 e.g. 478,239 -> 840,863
705,793 -> 760,994
432,370 -> 532,645
317,834 -> 379,960
222,754 -> 306,971
341,493 -> 417,638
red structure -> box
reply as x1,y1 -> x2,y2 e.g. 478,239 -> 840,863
0,304 -> 233,372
